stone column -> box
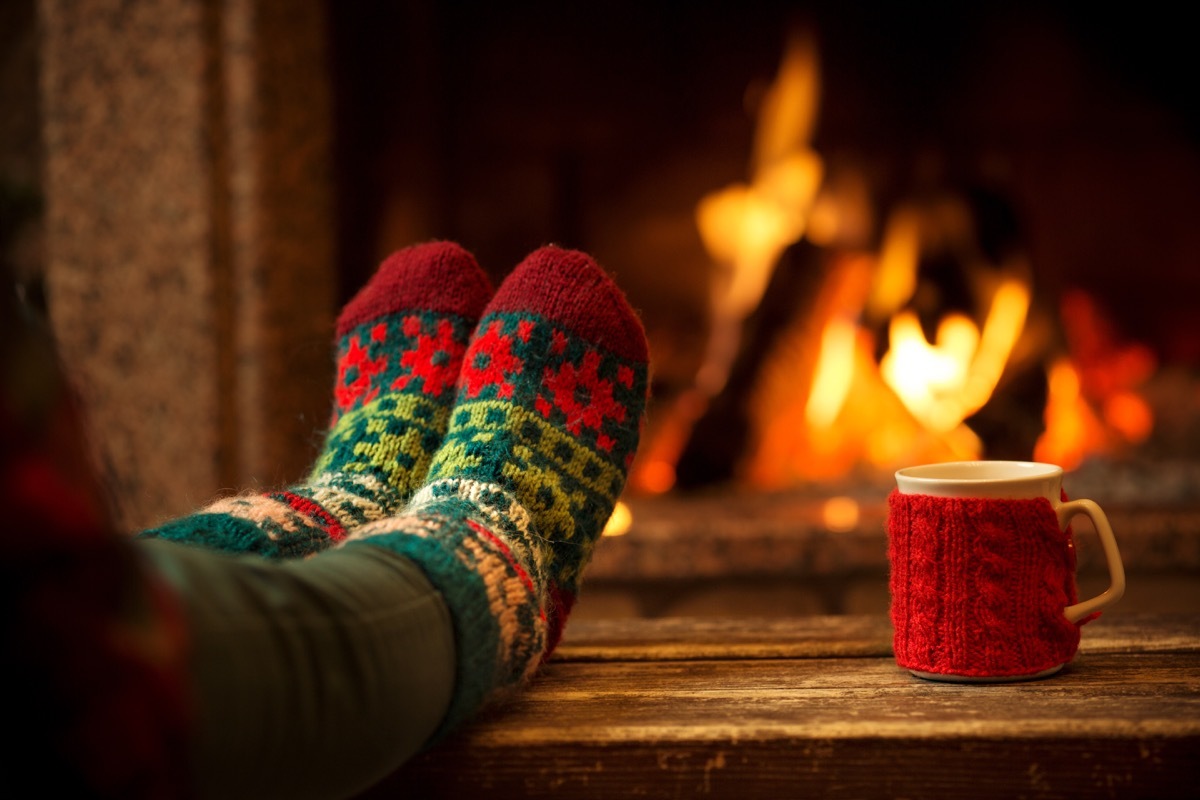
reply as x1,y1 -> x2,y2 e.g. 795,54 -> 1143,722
39,0 -> 335,532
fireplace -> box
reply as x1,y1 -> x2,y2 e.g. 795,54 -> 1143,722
321,4 -> 1200,616
19,2 -> 1198,617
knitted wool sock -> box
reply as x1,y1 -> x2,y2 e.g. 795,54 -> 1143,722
342,245 -> 649,732
141,242 -> 493,558
888,490 -> 1083,678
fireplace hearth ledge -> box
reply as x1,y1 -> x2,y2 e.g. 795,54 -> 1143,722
589,458 -> 1200,584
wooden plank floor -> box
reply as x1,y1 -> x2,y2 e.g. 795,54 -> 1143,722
371,613 -> 1200,799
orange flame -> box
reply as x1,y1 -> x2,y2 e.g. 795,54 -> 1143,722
881,276 -> 1030,436
635,36 -> 1158,499
695,29 -> 824,391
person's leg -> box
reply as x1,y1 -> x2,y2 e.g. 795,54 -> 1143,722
134,247 -> 648,794
140,242 -> 493,558
139,538 -> 456,799
341,245 -> 650,733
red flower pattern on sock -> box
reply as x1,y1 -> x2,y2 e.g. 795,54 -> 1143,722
538,350 -> 625,447
461,320 -> 523,399
335,334 -> 388,411
394,318 -> 466,398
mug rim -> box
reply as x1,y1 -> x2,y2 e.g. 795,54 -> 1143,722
895,460 -> 1063,498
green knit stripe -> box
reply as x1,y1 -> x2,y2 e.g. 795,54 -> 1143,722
312,391 -> 451,499
140,509 -> 321,559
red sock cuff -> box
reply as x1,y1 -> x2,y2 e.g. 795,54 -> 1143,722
888,490 -> 1082,677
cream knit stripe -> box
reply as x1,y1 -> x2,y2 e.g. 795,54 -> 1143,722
302,472 -> 394,526
408,478 -> 547,571
194,472 -> 391,544
203,495 -> 314,539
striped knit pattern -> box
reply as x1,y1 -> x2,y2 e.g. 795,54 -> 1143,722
426,316 -> 645,615
430,247 -> 649,653
346,245 -> 649,726
139,242 -> 492,557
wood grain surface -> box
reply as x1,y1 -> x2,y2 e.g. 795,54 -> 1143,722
370,613 -> 1200,799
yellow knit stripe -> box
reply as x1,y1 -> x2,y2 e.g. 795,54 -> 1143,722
350,425 -> 429,487
500,459 -> 595,545
433,401 -> 623,499
313,392 -> 450,480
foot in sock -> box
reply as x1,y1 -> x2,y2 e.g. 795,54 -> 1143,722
342,245 -> 649,732
140,242 -> 493,558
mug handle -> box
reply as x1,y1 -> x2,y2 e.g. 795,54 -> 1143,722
1058,499 -> 1127,623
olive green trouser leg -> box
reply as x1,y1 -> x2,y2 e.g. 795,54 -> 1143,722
139,538 -> 456,800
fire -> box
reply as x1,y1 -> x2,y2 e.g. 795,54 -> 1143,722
821,496 -> 860,532
1035,292 -> 1156,469
880,276 -> 1030,436
630,30 -> 823,495
804,315 -> 857,428
629,32 -> 1159,500
694,30 -> 823,392
744,206 -> 1033,485
602,500 -> 633,537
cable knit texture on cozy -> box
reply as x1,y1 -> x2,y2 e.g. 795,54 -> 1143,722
888,490 -> 1084,678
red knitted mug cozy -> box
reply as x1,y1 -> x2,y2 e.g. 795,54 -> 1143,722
888,490 -> 1087,678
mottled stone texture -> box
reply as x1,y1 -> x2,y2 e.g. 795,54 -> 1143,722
39,0 -> 335,532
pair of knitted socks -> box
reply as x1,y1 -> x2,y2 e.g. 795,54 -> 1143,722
141,242 -> 649,727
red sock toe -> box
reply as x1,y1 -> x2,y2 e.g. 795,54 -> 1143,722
337,241 -> 494,336
487,245 -> 649,363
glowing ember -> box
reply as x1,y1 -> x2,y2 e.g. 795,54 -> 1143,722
804,316 -> 857,428
1035,359 -> 1103,470
822,496 -> 860,532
